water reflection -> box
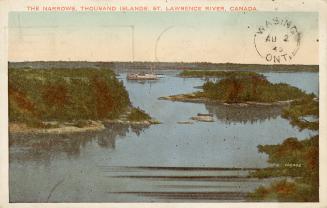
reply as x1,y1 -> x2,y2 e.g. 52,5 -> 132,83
205,104 -> 283,124
9,123 -> 148,163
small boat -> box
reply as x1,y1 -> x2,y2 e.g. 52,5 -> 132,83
127,65 -> 159,80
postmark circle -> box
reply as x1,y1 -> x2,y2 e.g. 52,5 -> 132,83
254,17 -> 301,63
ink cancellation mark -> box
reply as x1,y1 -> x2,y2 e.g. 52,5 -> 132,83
254,17 -> 301,64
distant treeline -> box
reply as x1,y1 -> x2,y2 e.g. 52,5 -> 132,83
9,61 -> 318,72
179,70 -> 259,78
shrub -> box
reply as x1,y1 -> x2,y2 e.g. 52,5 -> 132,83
282,95 -> 318,131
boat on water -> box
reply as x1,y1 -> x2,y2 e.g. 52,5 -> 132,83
127,73 -> 159,80
127,65 -> 159,80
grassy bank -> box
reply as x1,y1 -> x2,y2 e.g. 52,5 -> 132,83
9,68 -> 153,129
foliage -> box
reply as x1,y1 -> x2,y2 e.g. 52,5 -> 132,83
282,95 -> 319,131
250,82 -> 319,201
202,74 -> 306,103
257,136 -> 319,177
249,135 -> 319,202
249,179 -> 317,202
9,68 -> 131,126
127,107 -> 151,121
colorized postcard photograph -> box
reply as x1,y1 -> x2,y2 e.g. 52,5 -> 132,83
0,0 -> 327,207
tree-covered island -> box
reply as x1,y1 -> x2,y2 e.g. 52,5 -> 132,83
9,68 -> 159,134
160,71 -> 311,105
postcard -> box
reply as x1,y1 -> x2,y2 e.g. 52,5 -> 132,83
0,0 -> 327,207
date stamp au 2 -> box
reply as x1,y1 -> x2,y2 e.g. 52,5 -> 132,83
254,17 -> 301,64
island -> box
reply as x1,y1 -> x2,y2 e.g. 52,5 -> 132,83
9,67 -> 159,134
160,71 -> 310,106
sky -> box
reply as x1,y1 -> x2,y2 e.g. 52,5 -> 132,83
8,12 -> 318,64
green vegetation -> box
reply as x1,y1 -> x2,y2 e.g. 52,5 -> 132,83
249,135 -> 319,201
9,68 -> 132,127
201,74 -> 306,103
180,63 -> 317,72
127,107 -> 152,121
179,70 -> 259,78
249,84 -> 319,202
245,69 -> 319,202
162,73 -> 311,105
249,179 -> 317,202
282,95 -> 319,131
250,89 -> 319,201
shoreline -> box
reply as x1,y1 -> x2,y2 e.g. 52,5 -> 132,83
9,121 -> 105,134
9,119 -> 160,134
158,94 -> 293,107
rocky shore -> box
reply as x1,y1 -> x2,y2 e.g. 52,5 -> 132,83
9,118 -> 160,134
9,121 -> 105,134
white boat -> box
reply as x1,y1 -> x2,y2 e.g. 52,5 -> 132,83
127,65 -> 159,80
127,73 -> 158,80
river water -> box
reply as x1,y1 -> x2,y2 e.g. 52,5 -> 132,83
9,71 -> 318,202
